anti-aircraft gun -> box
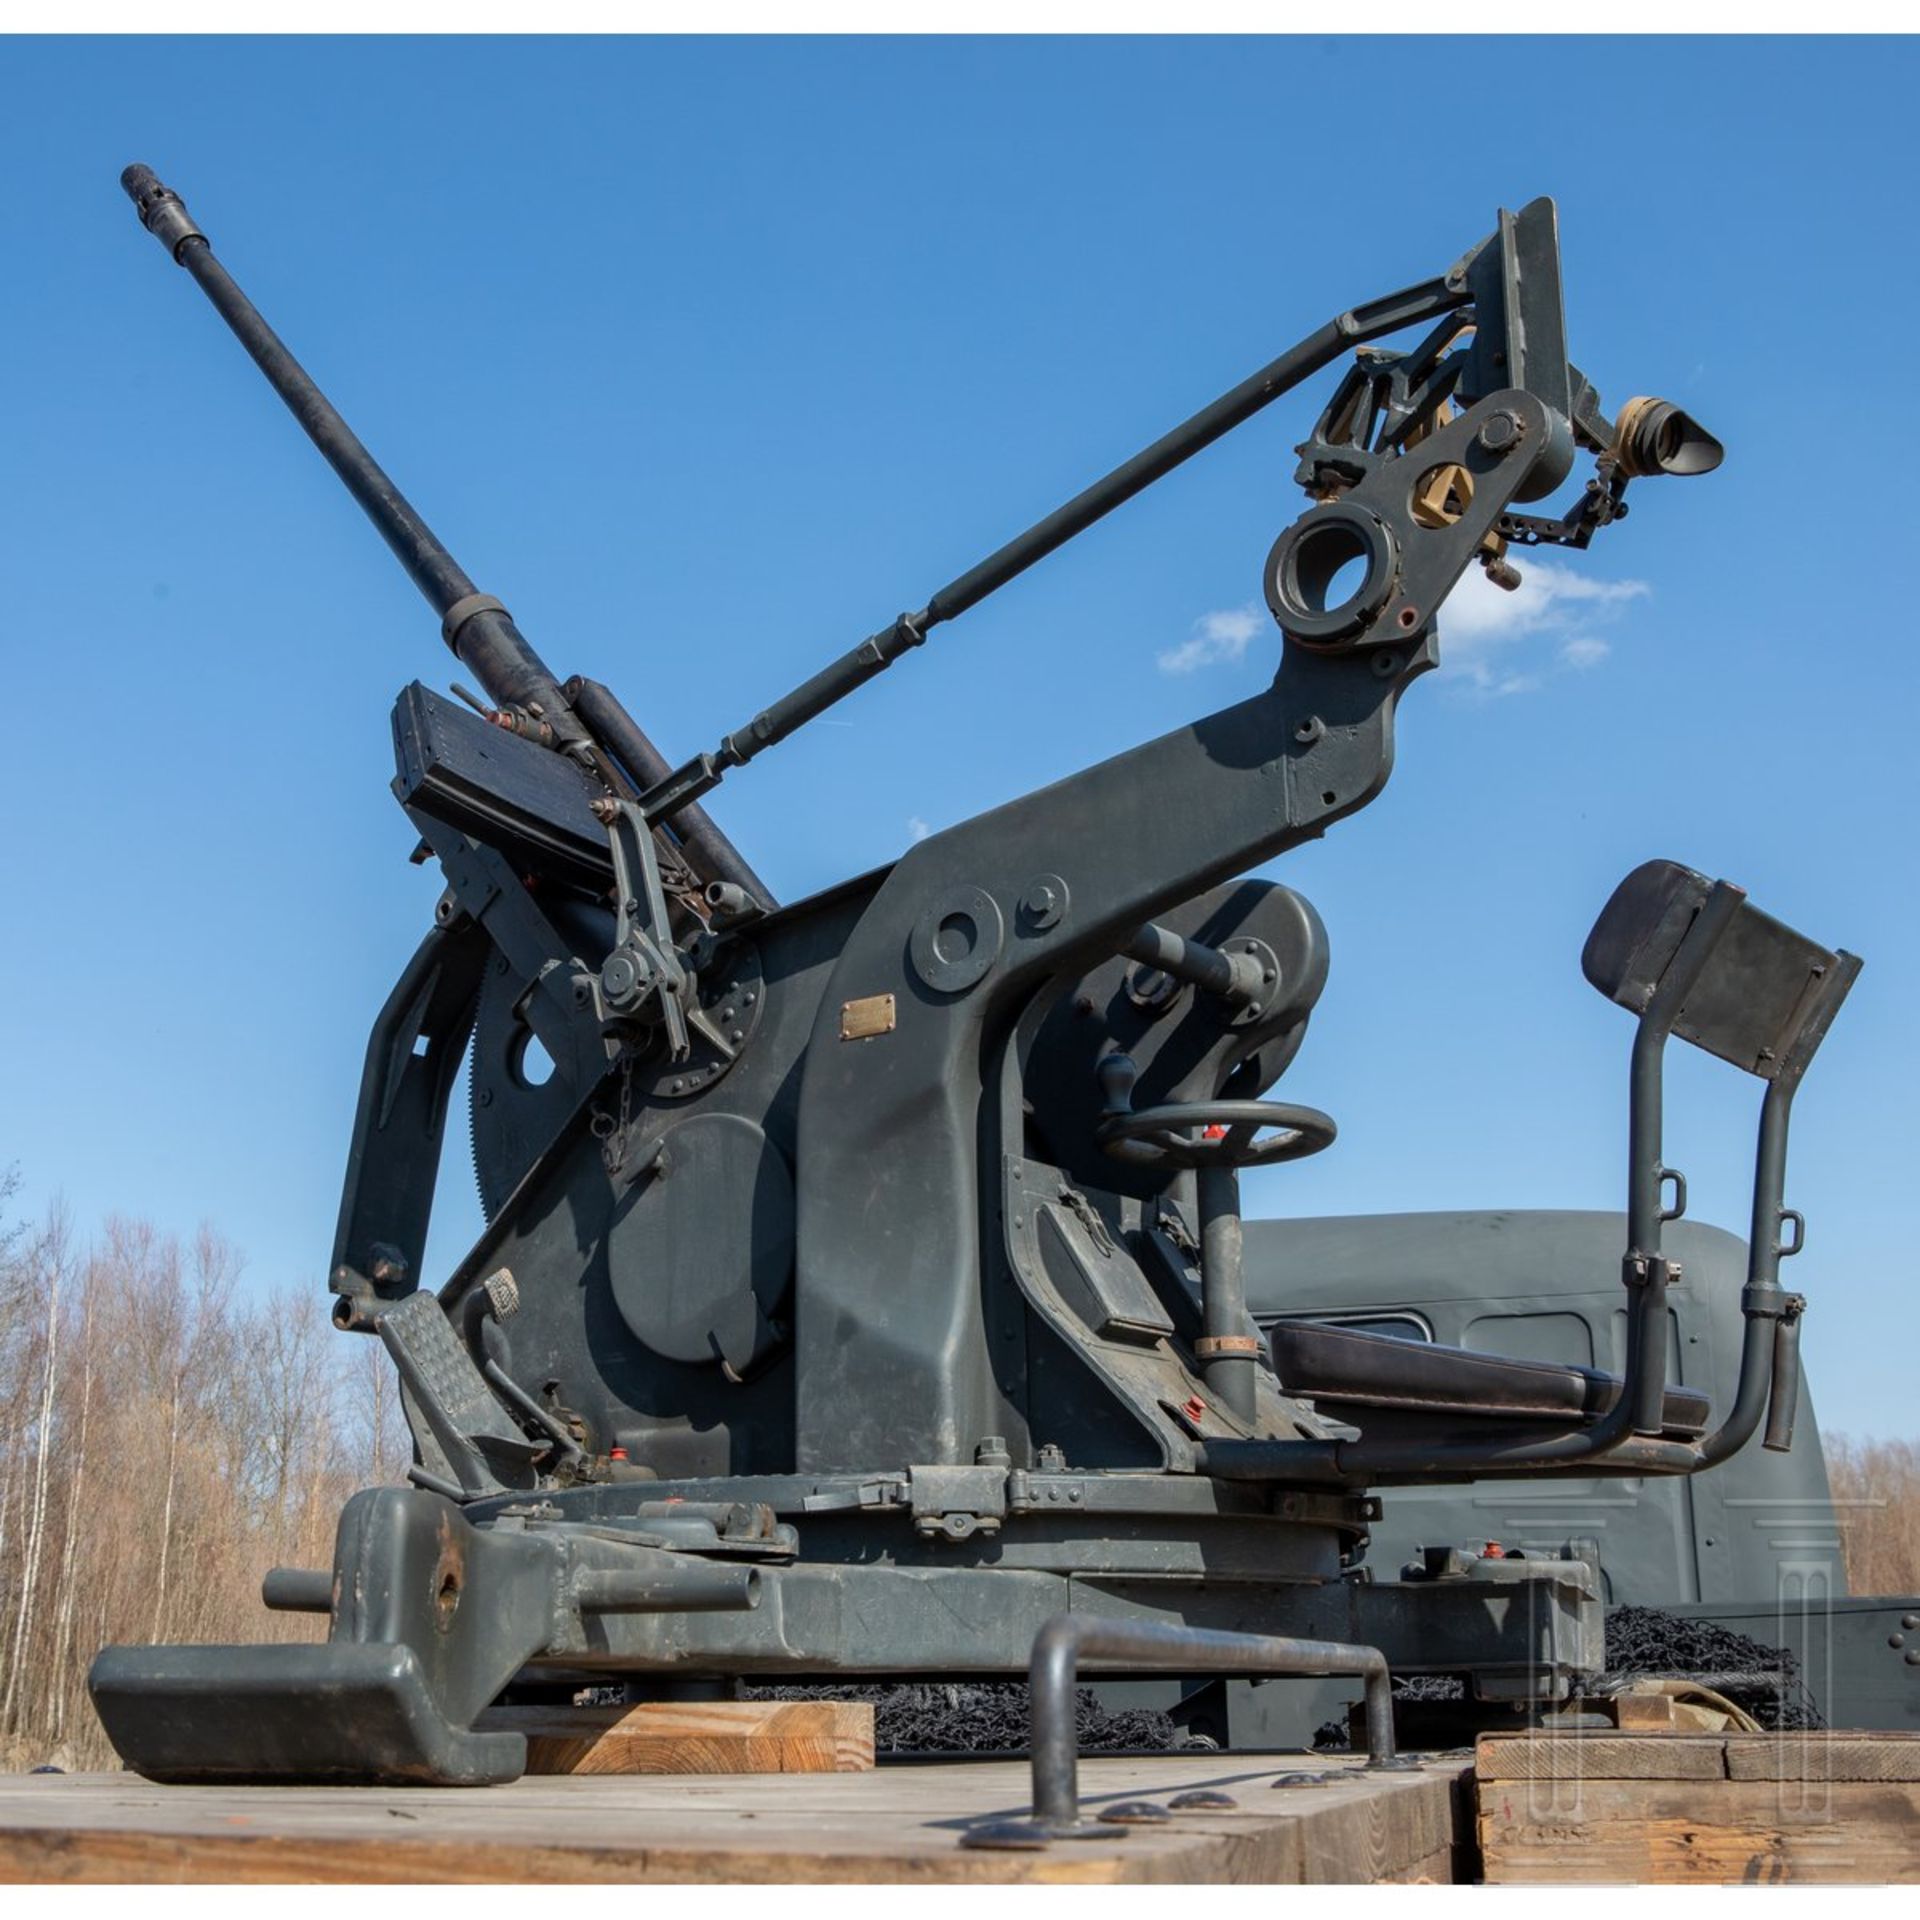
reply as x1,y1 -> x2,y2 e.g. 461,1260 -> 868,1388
92,169 -> 1860,1834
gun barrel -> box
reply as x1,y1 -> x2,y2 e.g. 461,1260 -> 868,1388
120,166 -> 579,739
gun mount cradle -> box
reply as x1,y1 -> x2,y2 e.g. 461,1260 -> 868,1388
90,173 -> 1857,1799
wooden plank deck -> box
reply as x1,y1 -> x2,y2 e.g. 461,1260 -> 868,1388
1477,1731 -> 1920,1884
0,1753 -> 1470,1884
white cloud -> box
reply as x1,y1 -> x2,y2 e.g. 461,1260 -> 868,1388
1158,564 -> 1642,696
1438,559 -> 1647,695
1158,603 -> 1264,675
907,815 -> 932,844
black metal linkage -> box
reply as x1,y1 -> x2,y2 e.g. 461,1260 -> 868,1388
564,676 -> 774,907
1705,948 -> 1858,1462
639,274 -> 1472,826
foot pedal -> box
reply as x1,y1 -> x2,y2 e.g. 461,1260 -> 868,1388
377,1290 -> 544,1494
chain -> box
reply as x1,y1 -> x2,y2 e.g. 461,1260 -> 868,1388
592,1048 -> 637,1176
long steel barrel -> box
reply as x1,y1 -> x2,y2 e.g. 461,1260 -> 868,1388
120,165 -> 598,767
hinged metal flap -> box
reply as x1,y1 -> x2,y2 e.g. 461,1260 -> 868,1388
392,682 -> 613,891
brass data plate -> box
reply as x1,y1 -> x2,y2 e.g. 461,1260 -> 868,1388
840,993 -> 897,1041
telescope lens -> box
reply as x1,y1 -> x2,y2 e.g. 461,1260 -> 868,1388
1615,397 -> 1725,479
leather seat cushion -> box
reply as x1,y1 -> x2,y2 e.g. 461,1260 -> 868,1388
1267,1319 -> 1710,1438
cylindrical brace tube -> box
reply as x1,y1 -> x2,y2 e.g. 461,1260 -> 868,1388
1746,1083 -> 1795,1293
1624,881 -> 1748,1251
567,677 -> 774,905
1620,881 -> 1747,1434
1025,1613 -> 1396,1832
261,1568 -> 333,1613
1625,1021 -> 1672,1259
1696,1303 -> 1780,1469
1698,1081 -> 1796,1466
406,1463 -> 469,1502
655,278 -> 1468,827
718,615 -> 927,769
1197,1164 -> 1256,1422
481,1358 -> 585,1469
1195,1428 -> 1704,1483
1625,1256 -> 1676,1438
120,167 -> 590,751
928,319 -> 1351,626
1764,1301 -> 1805,1453
574,1562 -> 762,1615
1124,922 -> 1247,1001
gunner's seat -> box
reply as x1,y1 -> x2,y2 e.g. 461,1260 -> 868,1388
1267,1318 -> 1710,1442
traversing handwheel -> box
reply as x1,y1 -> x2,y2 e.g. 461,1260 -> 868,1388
1096,1098 -> 1337,1170
1094,1050 -> 1335,1172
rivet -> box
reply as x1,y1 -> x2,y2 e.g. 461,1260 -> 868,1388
1097,1799 -> 1171,1826
1169,1790 -> 1237,1811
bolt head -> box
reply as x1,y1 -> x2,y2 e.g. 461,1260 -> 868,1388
1021,875 -> 1069,930
603,953 -> 645,1002
1477,410 -> 1523,454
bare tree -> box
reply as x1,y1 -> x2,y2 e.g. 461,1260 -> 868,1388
0,1198 -> 401,1770
1827,1434 -> 1920,1596
2,1211 -> 67,1733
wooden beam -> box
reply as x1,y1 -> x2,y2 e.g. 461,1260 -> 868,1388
1475,1733 -> 1726,1781
471,1699 -> 875,1775
1480,1777 -> 1920,1884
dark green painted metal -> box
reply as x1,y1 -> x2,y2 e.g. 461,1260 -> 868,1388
90,170 -> 1848,1788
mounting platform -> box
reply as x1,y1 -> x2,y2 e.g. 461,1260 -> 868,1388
0,1754 -> 1467,1884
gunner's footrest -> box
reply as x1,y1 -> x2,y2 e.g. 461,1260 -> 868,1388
1267,1319 -> 1710,1439
378,1289 -> 544,1492
87,1641 -> 527,1786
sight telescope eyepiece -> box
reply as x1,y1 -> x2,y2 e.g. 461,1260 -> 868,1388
1613,395 -> 1724,479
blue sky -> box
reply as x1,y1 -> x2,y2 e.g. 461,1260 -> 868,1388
2,36 -> 1916,1435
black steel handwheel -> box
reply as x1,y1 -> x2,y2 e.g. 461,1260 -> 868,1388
1095,1098 -> 1336,1171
